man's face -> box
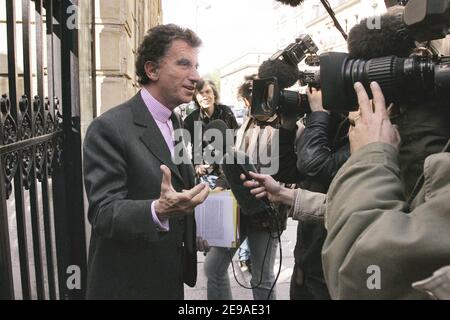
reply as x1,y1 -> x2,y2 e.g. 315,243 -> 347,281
150,40 -> 200,109
196,83 -> 216,111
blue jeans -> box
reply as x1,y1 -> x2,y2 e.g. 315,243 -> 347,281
238,239 -> 251,261
204,228 -> 279,300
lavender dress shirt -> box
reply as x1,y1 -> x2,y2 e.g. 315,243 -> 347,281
140,88 -> 175,232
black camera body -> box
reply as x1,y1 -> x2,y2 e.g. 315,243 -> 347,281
404,0 -> 450,42
271,34 -> 319,66
323,0 -> 450,111
251,77 -> 310,119
252,0 -> 450,116
320,52 -> 450,112
251,35 -> 318,118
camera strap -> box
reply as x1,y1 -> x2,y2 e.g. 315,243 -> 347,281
445,139 -> 450,153
407,138 -> 450,207
320,0 -> 348,40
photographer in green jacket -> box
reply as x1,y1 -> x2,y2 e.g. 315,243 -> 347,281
243,81 -> 450,299
321,82 -> 450,299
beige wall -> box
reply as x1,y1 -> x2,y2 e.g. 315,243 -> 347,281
0,0 -> 162,115
95,0 -> 162,114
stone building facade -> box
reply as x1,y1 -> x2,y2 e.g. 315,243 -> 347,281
94,0 -> 163,115
0,0 -> 162,125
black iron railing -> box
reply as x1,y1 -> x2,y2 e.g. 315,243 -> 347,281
0,0 -> 87,300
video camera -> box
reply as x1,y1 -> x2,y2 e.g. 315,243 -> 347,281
251,34 -> 319,118
252,0 -> 450,116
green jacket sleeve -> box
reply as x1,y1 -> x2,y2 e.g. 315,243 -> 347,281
323,142 -> 450,300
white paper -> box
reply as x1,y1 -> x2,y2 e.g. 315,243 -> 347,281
195,190 -> 238,248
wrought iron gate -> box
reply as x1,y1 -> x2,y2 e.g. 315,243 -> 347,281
1,0 -> 87,300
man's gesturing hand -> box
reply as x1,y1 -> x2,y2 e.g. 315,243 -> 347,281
154,165 -> 209,220
349,82 -> 401,153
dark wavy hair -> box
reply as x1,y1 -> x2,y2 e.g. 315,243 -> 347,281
237,74 -> 257,102
136,24 -> 202,85
193,79 -> 220,106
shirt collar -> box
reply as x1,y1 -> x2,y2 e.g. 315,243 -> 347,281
200,105 -> 218,121
140,87 -> 172,123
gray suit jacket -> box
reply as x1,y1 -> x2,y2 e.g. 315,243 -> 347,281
83,92 -> 197,300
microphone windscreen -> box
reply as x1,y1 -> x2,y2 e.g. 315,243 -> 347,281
205,122 -> 273,217
205,119 -> 228,135
221,151 -> 270,216
348,8 -> 415,59
275,0 -> 305,7
258,59 -> 300,89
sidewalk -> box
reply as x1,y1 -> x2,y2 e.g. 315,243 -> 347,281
185,219 -> 298,300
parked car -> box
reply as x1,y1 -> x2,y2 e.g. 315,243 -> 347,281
232,106 -> 246,127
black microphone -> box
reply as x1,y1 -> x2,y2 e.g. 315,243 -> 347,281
221,150 -> 272,217
258,59 -> 300,89
348,7 -> 416,59
203,119 -> 234,158
204,120 -> 274,217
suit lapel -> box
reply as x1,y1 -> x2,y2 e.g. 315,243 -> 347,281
171,112 -> 195,189
131,92 -> 184,185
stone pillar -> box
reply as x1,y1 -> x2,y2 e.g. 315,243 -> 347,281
95,0 -> 162,114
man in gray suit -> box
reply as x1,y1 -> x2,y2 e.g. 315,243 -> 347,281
83,24 -> 210,300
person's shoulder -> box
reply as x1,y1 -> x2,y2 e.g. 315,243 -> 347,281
88,94 -> 140,135
423,152 -> 450,190
184,108 -> 200,122
97,93 -> 142,121
218,104 -> 237,120
218,104 -> 234,113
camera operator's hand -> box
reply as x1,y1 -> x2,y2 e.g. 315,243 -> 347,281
307,87 -> 329,113
240,172 -> 295,206
350,82 -> 401,153
196,236 -> 210,253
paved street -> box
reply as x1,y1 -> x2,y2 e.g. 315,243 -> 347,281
185,218 -> 297,300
